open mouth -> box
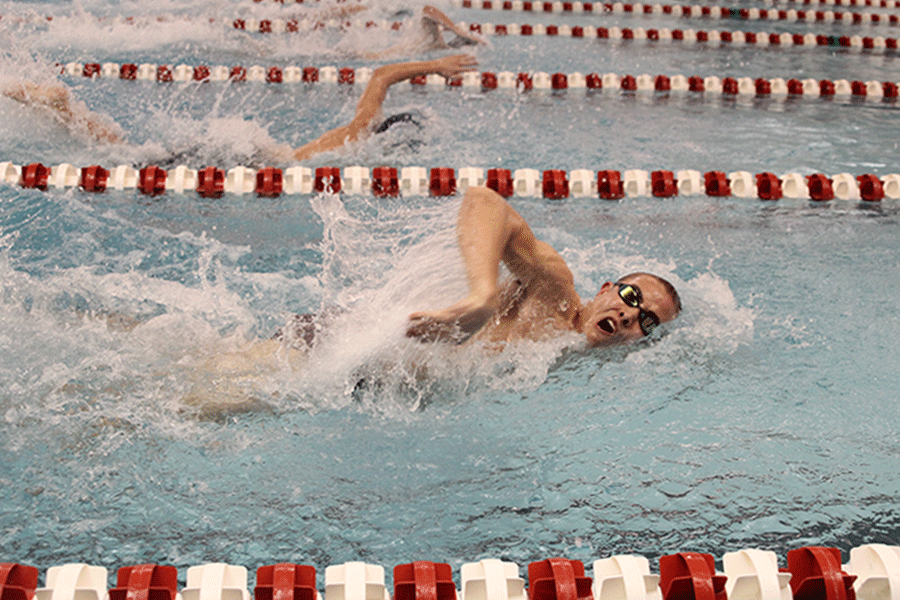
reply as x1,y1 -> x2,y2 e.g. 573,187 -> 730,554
597,317 -> 616,335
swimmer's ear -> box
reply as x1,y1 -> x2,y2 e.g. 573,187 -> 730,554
595,281 -> 613,299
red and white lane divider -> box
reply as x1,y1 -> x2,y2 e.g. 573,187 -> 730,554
467,22 -> 900,51
4,545 -> 900,600
228,16 -> 900,53
7,13 -> 900,51
456,0 -> 900,27
60,61 -> 377,84
59,62 -> 900,100
2,161 -> 898,201
0,13 -> 407,34
454,0 -> 900,10
759,0 -> 900,8
229,15 -> 403,32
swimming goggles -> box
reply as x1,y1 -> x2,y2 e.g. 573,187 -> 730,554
617,282 -> 660,336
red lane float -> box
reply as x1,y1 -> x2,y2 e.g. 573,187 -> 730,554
393,561 -> 455,600
807,173 -> 835,201
256,167 -> 283,197
266,67 -> 283,83
651,170 -> 677,197
597,170 -> 625,199
193,65 -> 210,81
857,173 -> 885,201
542,169 -> 569,199
659,553 -> 727,600
80,165 -> 109,192
198,167 -> 225,198
255,564 -> 317,600
429,168 -> 457,196
0,563 -> 38,600
109,565 -> 178,600
372,166 -> 399,197
20,163 -> 50,190
314,167 -> 341,193
231,66 -> 248,81
786,547 -> 857,600
528,558 -> 592,600
756,172 -> 783,200
487,168 -> 514,197
139,166 -> 167,196
704,171 -> 731,197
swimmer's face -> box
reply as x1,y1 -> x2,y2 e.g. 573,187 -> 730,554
580,274 -> 680,347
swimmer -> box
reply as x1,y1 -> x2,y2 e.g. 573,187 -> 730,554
1,79 -> 124,144
299,4 -> 484,57
287,53 -> 478,161
181,168 -> 681,416
420,5 -> 487,49
357,5 -> 486,58
406,186 -> 682,348
0,53 -> 478,161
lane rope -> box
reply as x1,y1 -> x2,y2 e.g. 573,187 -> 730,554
2,546 -> 895,600
464,22 -> 900,51
2,161 -> 897,201
57,61 -> 900,100
4,11 -> 900,53
455,0 -> 900,27
4,10 -> 900,49
0,13 -> 403,31
244,0 -> 900,10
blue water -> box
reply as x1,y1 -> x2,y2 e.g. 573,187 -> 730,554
1,0 -> 900,587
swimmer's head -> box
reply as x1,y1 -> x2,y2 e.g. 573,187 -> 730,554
374,112 -> 422,134
580,272 -> 681,347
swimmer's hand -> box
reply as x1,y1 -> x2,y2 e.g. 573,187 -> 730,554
406,295 -> 496,344
431,54 -> 479,83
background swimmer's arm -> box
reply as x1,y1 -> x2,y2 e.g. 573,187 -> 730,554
406,186 -> 578,342
421,5 -> 485,47
293,54 -> 477,161
2,79 -> 123,144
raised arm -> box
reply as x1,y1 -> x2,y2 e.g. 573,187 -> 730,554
406,186 -> 577,342
292,54 -> 478,161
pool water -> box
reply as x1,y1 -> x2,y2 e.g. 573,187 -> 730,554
1,0 -> 899,585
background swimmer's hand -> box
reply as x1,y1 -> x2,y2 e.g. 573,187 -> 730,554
406,295 -> 496,344
431,54 -> 479,83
